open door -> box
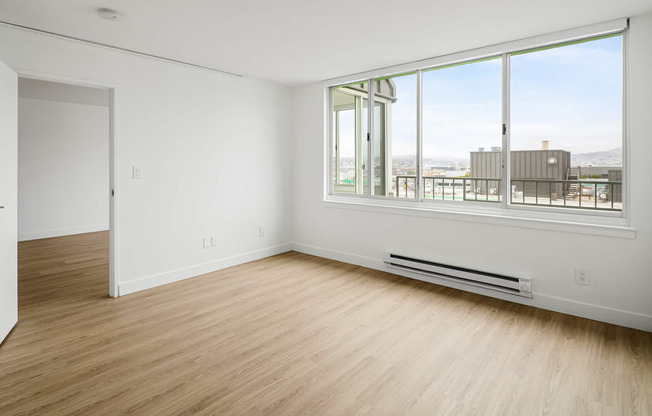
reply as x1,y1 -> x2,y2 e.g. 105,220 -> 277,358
0,60 -> 18,344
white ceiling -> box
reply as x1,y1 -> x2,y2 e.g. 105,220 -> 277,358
1,0 -> 651,86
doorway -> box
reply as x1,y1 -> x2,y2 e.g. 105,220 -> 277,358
17,75 -> 117,297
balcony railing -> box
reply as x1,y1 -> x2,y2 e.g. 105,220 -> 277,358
394,176 -> 502,202
510,179 -> 622,211
394,176 -> 622,211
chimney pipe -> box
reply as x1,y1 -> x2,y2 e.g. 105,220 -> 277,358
542,140 -> 549,150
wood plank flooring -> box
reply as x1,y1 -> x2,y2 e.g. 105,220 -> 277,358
1,231 -> 651,415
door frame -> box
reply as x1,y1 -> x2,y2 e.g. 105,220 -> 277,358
16,69 -> 120,297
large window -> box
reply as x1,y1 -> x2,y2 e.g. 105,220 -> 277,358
329,29 -> 625,215
510,35 -> 623,210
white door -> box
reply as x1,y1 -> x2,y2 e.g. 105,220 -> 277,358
0,60 -> 17,344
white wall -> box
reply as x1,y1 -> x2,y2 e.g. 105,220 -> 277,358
292,13 -> 652,332
0,25 -> 293,294
18,82 -> 110,241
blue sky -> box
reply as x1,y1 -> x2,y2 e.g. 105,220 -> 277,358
387,35 -> 622,160
510,36 -> 622,154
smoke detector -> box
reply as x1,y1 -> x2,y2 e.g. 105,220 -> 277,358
98,8 -> 121,21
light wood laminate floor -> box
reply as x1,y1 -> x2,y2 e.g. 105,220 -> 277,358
1,231 -> 651,415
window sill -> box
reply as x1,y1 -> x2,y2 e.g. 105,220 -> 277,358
323,195 -> 636,239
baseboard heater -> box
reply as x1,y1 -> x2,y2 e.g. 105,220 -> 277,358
383,252 -> 532,298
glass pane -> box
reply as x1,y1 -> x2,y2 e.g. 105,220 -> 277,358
332,82 -> 369,194
510,35 -> 622,211
337,109 -> 355,185
422,58 -> 502,202
373,74 -> 417,198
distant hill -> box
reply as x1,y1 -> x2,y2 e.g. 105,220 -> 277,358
340,148 -> 622,169
571,148 -> 621,166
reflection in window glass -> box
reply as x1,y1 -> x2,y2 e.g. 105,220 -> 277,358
332,83 -> 369,194
374,74 -> 417,198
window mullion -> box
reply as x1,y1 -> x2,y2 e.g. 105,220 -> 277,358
416,69 -> 423,202
368,79 -> 374,196
502,53 -> 510,209
621,28 -> 629,220
354,95 -> 363,194
328,88 -> 334,196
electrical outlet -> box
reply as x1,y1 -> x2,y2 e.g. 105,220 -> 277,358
575,269 -> 590,286
259,227 -> 265,237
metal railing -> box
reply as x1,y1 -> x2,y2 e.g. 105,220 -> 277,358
394,176 -> 502,202
510,179 -> 622,211
393,176 -> 623,211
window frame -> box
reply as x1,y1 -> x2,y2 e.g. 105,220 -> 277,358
419,56 -> 505,207
325,19 -> 629,226
332,87 -> 366,194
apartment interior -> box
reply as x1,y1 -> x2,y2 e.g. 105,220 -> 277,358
1,1 -> 651,415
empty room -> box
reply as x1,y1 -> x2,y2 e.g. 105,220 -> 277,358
0,1 -> 651,415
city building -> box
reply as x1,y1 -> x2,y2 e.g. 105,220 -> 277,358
470,141 -> 622,205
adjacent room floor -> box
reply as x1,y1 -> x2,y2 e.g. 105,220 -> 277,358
1,232 -> 651,415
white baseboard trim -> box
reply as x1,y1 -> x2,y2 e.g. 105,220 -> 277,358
18,225 -> 109,241
292,242 -> 652,333
119,243 -> 293,296
293,242 -> 383,270
531,293 -> 652,333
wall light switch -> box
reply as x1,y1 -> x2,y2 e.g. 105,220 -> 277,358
133,166 -> 142,179
211,237 -> 217,247
203,237 -> 210,249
